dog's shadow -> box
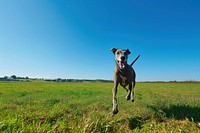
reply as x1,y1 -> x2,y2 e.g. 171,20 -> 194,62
128,104 -> 200,130
154,104 -> 200,122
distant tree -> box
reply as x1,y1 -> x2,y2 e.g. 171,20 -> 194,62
11,75 -> 17,79
56,78 -> 61,82
4,76 -> 8,79
26,76 -> 29,79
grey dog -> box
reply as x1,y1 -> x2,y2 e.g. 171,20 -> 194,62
111,48 -> 140,114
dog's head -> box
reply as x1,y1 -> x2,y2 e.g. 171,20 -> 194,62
111,48 -> 131,69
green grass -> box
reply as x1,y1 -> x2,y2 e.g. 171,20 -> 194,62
0,82 -> 200,132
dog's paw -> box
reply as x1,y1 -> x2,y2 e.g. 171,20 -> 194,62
126,95 -> 130,100
131,99 -> 134,102
112,108 -> 119,114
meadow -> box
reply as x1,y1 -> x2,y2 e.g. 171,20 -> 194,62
0,82 -> 200,132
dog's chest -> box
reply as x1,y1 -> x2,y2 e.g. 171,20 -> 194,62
119,74 -> 128,86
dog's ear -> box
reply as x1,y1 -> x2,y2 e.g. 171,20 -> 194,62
126,49 -> 131,54
111,48 -> 118,54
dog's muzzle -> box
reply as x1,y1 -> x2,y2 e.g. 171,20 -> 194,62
117,60 -> 126,69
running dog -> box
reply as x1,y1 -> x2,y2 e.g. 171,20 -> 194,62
111,48 -> 140,114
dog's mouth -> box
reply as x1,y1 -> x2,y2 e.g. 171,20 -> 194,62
117,60 -> 126,69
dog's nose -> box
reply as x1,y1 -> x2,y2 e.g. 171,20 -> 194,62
121,56 -> 125,61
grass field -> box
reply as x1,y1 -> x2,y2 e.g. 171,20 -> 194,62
0,82 -> 200,132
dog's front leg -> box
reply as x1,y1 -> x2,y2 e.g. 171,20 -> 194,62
112,80 -> 119,114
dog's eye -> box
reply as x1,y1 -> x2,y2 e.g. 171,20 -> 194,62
116,52 -> 120,55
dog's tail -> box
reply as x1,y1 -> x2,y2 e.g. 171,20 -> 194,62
130,55 -> 140,66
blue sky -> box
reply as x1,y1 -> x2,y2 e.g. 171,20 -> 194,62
0,0 -> 200,81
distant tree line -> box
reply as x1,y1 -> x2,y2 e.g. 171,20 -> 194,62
0,75 -> 113,83
0,75 -> 30,81
44,78 -> 113,83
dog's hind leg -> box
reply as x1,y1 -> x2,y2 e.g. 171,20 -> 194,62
126,84 -> 131,100
123,86 -> 128,92
126,82 -> 135,102
120,83 -> 128,92
131,81 -> 135,102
